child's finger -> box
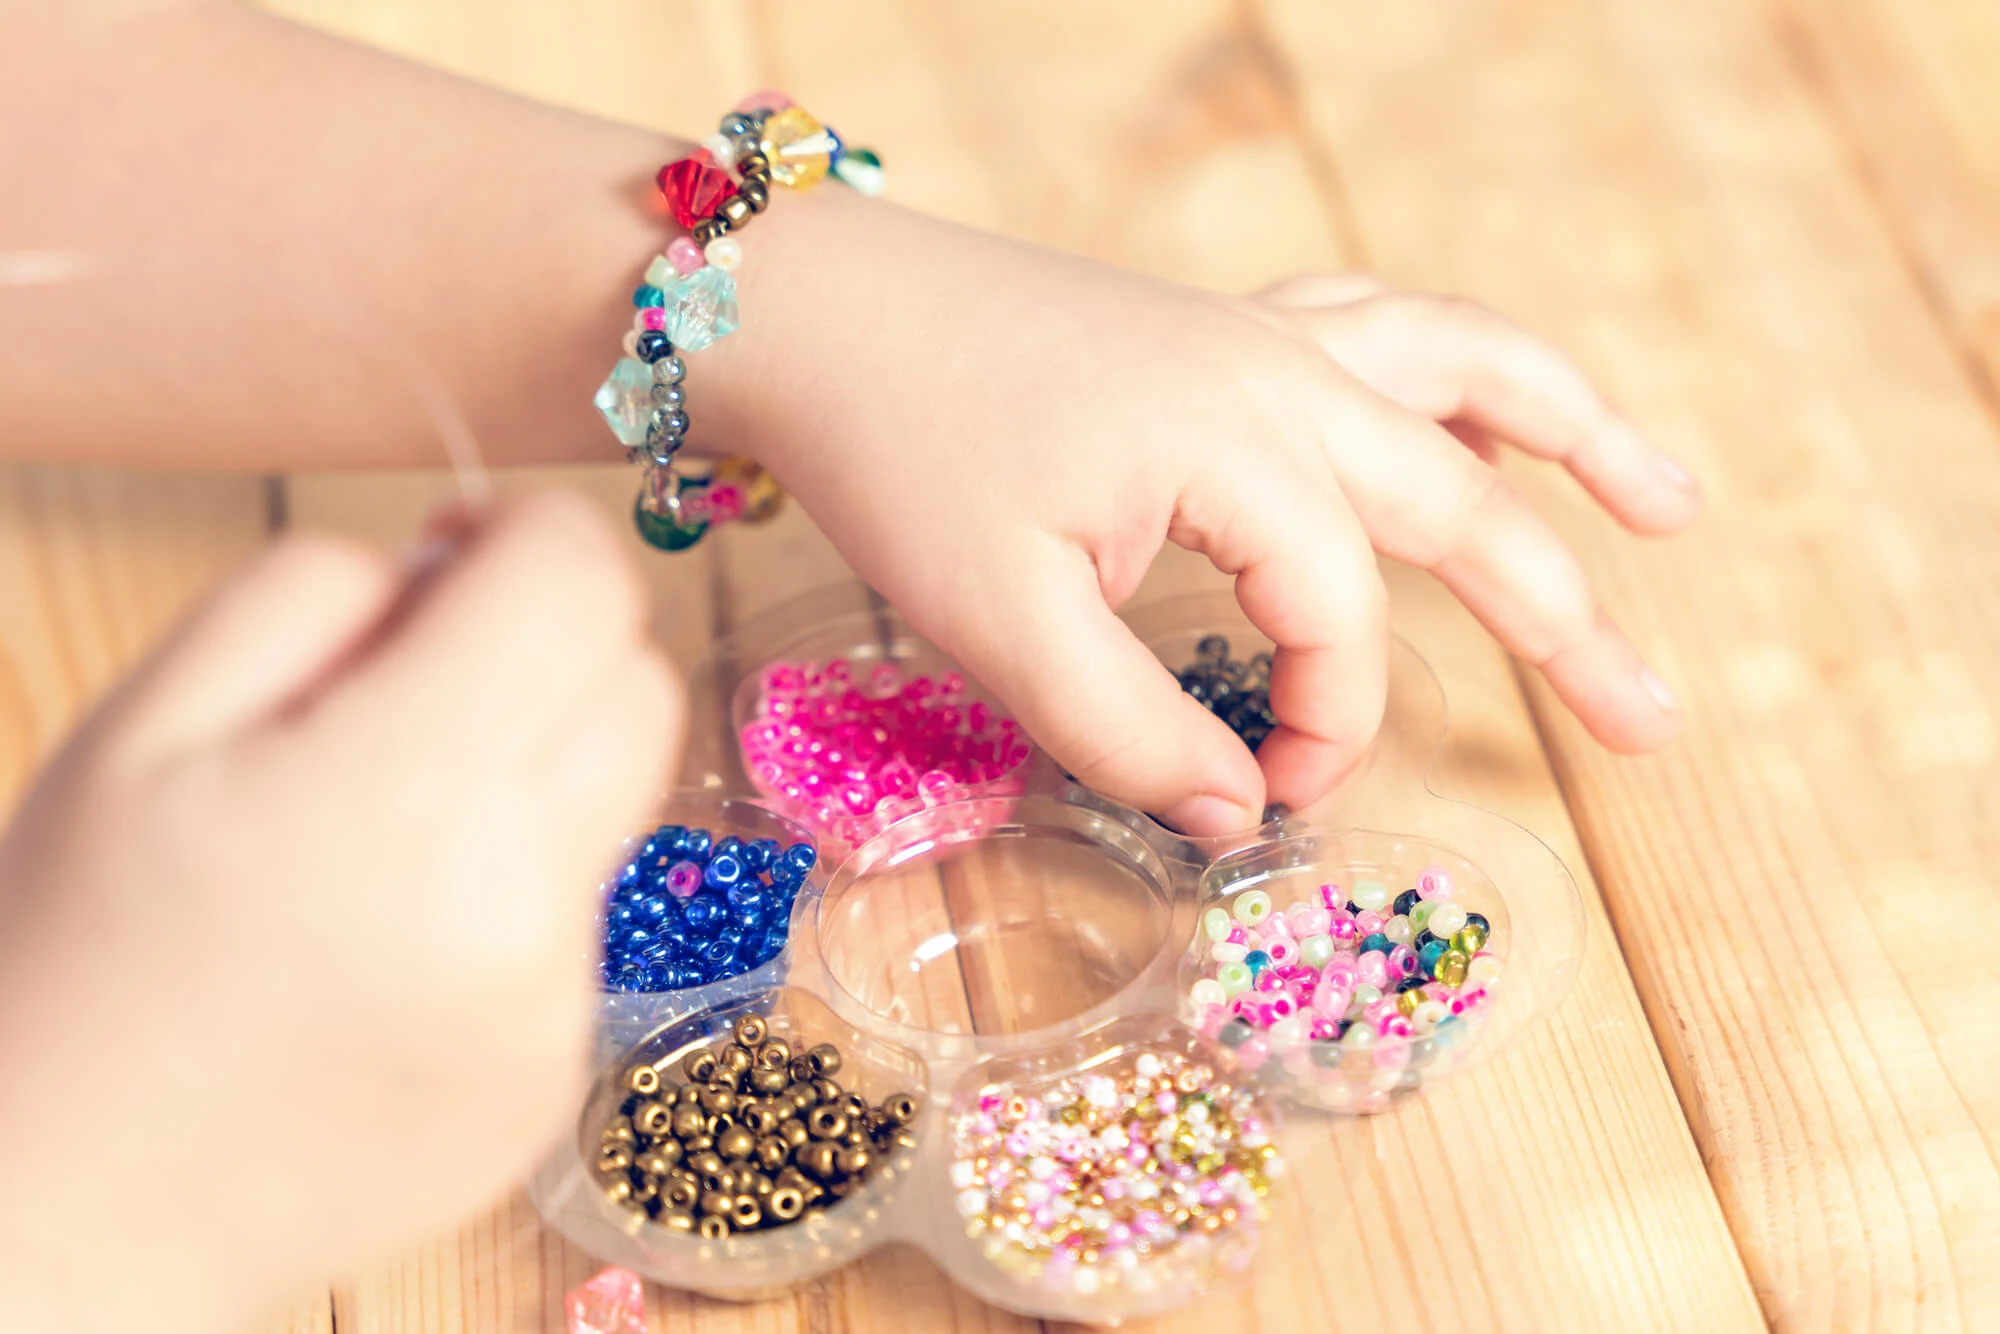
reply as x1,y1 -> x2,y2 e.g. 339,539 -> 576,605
1174,458 -> 1390,813
938,546 -> 1266,834
1334,410 -> 1681,752
324,490 -> 652,756
109,534 -> 399,762
1287,291 -> 1702,536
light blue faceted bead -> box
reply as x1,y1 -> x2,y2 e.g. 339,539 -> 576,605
593,357 -> 655,446
663,266 -> 739,352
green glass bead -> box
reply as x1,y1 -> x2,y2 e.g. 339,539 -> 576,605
1299,933 -> 1335,969
1231,889 -> 1272,925
1216,962 -> 1253,996
1351,879 -> 1391,912
1203,907 -> 1232,941
632,490 -> 708,551
1407,899 -> 1435,934
1434,949 -> 1470,988
1428,902 -> 1469,938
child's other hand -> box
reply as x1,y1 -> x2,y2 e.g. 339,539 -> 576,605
723,196 -> 1699,835
0,495 -> 677,1331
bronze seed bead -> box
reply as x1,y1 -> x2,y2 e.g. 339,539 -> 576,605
604,1119 -> 637,1145
736,150 -> 769,175
632,1176 -> 659,1203
659,1208 -> 696,1233
671,1104 -> 706,1140
775,1166 -> 811,1193
718,195 -> 754,228
779,1119 -> 810,1149
883,1093 -> 919,1125
807,1044 -> 843,1077
699,1189 -> 733,1217
733,1014 -> 769,1048
596,1147 -> 633,1175
759,1039 -> 791,1068
797,1141 -> 839,1181
636,1152 -> 672,1178
718,1126 -> 756,1161
807,1106 -> 848,1141
698,1216 -> 729,1240
835,1145 -> 871,1176
768,1186 -> 805,1220
702,1166 -> 735,1195
655,1138 -> 684,1167
626,1065 -> 661,1096
842,1129 -> 867,1149
683,1049 -> 718,1084
739,178 -> 770,212
730,1195 -> 763,1229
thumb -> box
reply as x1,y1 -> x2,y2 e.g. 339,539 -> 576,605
932,540 -> 1265,835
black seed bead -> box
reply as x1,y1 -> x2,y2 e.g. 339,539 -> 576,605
1395,975 -> 1427,994
636,330 -> 674,363
1393,889 -> 1421,917
1414,929 -> 1440,951
1465,912 -> 1491,934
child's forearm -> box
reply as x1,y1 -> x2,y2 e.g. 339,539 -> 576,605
2,3 -> 696,469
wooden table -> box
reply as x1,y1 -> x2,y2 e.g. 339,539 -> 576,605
6,1 -> 1998,1329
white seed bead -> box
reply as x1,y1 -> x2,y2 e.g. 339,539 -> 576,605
702,132 -> 738,169
704,236 -> 743,271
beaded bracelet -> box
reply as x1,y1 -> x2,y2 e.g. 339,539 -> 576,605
592,91 -> 883,552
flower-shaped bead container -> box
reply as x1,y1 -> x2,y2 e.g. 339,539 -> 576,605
531,589 -> 1585,1321
680,582 -> 1048,860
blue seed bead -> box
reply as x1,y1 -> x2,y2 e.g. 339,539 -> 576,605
1419,939 -> 1448,976
654,824 -> 687,854
683,827 -> 713,860
640,895 -> 670,922
633,284 -> 666,308
781,842 -> 817,877
1245,949 -> 1272,976
609,903 -> 638,930
1361,932 -> 1391,955
700,938 -> 737,969
716,924 -> 747,949
742,839 -> 778,873
681,892 -> 725,934
616,861 -> 643,890
704,851 -> 745,890
733,906 -> 768,935
621,926 -> 653,952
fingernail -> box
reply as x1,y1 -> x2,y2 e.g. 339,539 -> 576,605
1159,793 -> 1259,837
1639,666 -> 1680,713
398,533 -> 460,578
1655,453 -> 1698,491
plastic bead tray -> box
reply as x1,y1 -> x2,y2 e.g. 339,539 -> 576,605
528,587 -> 1585,1323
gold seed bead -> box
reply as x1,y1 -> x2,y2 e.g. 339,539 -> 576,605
698,1085 -> 736,1116
813,1078 -> 844,1104
739,178 -> 770,212
835,1145 -> 871,1176
730,1195 -> 763,1229
807,1107 -> 849,1140
634,1101 -> 671,1137
702,1166 -> 735,1195
718,1126 -> 756,1161
682,1132 -> 714,1154
882,1093 -> 920,1125
683,1049 -> 718,1083
755,1136 -> 789,1171
692,218 -> 722,245
735,150 -> 769,175
626,1065 -> 661,1096
779,1119 -> 810,1149
789,1058 -> 814,1083
659,1208 -> 696,1233
718,195 -> 754,228
807,1044 -> 843,1077
749,1066 -> 788,1096
759,1039 -> 791,1068
688,1150 -> 724,1179
734,1015 -> 768,1048
664,1178 -> 699,1209
604,1179 -> 633,1205
796,1141 -> 838,1181
671,1104 -> 706,1140
768,1186 -> 804,1220
720,1045 -> 754,1076
698,1216 -> 729,1240
699,1189 -> 733,1217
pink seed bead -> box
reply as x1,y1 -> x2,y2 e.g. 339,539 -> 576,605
641,307 -> 668,331
1318,883 -> 1344,909
734,89 -> 795,113
1226,925 -> 1249,946
1354,909 -> 1385,936
1321,955 -> 1358,987
1417,864 -> 1454,901
1265,938 -> 1297,965
665,861 -> 702,898
1358,950 -> 1390,989
667,236 -> 706,275
1328,918 -> 1360,947
1387,943 -> 1419,980
1269,995 -> 1295,1018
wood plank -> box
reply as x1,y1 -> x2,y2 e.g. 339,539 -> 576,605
256,0 -> 1754,1330
1263,0 -> 2000,1326
1770,0 -> 2000,394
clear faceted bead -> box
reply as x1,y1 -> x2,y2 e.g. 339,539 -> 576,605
663,266 -> 739,352
592,357 -> 655,447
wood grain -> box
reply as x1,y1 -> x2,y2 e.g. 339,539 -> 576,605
1262,0 -> 2000,1325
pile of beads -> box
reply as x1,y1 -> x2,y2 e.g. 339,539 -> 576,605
739,658 -> 1034,854
949,1047 -> 1281,1299
600,824 -> 818,993
593,91 -> 882,551
1186,865 -> 1501,1085
1176,636 -> 1275,750
593,1015 -> 921,1238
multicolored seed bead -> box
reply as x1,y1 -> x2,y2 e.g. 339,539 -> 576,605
950,1048 -> 1279,1298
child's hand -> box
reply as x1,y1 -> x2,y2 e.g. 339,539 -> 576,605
0,495 -> 677,1332
716,193 -> 1699,834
